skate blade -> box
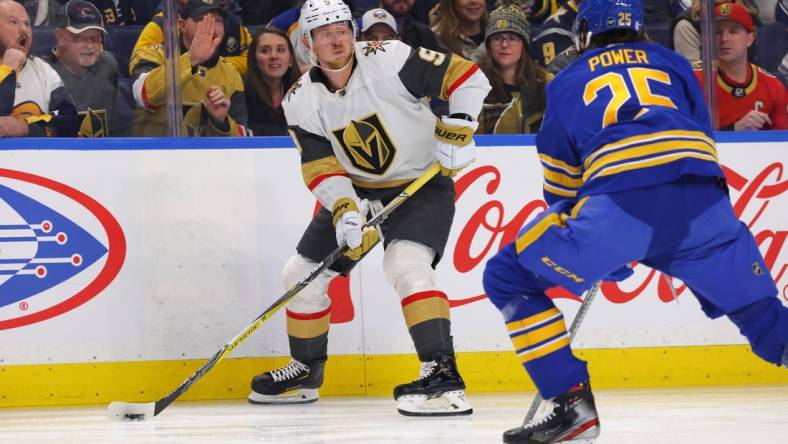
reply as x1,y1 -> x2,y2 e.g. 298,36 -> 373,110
247,388 -> 319,405
396,390 -> 473,416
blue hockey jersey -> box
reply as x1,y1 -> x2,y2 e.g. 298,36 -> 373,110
535,41 -> 724,205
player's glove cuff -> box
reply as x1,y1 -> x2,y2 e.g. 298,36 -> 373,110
332,197 -> 360,226
434,116 -> 478,146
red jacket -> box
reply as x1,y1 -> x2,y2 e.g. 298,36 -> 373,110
694,64 -> 788,130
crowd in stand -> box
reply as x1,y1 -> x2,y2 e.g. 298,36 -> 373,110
0,0 -> 785,137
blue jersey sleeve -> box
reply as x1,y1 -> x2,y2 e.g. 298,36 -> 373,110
535,80 -> 583,206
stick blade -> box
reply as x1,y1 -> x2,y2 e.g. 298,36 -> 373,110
107,401 -> 156,421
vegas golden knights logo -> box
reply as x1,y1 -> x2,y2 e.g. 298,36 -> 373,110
332,113 -> 396,175
79,109 -> 109,137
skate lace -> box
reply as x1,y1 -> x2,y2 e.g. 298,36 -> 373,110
270,360 -> 309,382
526,399 -> 559,428
417,360 -> 438,380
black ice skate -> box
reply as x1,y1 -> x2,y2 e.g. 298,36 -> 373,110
248,359 -> 325,404
393,352 -> 473,416
503,382 -> 600,443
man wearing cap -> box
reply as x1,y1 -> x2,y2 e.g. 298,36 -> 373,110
131,0 -> 251,76
129,0 -> 248,136
360,8 -> 399,41
693,2 -> 787,130
44,0 -> 121,137
380,0 -> 443,51
0,0 -> 78,137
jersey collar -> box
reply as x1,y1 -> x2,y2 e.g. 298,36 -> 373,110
717,63 -> 758,98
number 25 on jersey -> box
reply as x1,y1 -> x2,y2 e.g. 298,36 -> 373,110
583,67 -> 677,128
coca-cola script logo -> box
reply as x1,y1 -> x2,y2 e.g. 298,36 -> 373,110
323,161 -> 787,323
0,169 -> 126,330
453,163 -> 788,305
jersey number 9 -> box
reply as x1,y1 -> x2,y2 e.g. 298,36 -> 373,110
418,48 -> 447,67
583,67 -> 678,128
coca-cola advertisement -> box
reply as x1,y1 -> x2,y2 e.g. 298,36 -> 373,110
358,143 -> 788,353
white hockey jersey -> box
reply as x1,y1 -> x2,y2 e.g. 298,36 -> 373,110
0,56 -> 78,137
282,40 -> 490,206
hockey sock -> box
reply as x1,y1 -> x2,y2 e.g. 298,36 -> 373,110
287,307 -> 331,363
401,290 -> 454,360
504,295 -> 589,399
728,297 -> 788,365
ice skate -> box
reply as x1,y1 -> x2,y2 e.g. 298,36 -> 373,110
503,382 -> 600,443
393,352 -> 472,416
248,359 -> 325,405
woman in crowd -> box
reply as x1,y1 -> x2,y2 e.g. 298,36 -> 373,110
430,0 -> 488,62
673,0 -> 760,63
245,27 -> 300,136
477,0 -> 549,133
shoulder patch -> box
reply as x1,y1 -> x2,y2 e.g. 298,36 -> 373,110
362,40 -> 391,56
285,78 -> 303,102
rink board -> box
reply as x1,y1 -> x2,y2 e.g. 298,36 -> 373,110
0,134 -> 786,406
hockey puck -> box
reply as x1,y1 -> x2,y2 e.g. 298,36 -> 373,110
125,414 -> 146,421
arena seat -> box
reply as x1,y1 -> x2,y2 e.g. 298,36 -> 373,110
31,26 -> 57,58
644,23 -> 672,49
106,26 -> 145,78
755,23 -> 787,75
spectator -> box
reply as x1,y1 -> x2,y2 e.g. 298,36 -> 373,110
17,0 -> 66,25
430,0 -> 487,62
530,0 -> 578,66
268,0 -> 313,74
131,0 -> 252,75
16,0 -> 151,26
673,0 -> 760,63
477,0 -> 548,133
120,0 -> 158,25
130,0 -> 247,136
644,0 -> 689,25
0,0 -> 78,136
380,0 -> 443,50
360,7 -> 399,40
43,0 -> 121,137
526,0 -> 567,25
237,0 -> 295,25
86,0 -> 158,26
244,27 -> 298,136
694,2 -> 786,130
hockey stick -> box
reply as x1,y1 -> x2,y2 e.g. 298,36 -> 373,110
521,280 -> 602,425
108,162 -> 442,421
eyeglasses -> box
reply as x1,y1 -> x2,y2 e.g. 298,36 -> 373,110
489,34 -> 523,45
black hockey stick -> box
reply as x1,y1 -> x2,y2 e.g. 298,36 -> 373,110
521,280 -> 602,425
108,162 -> 442,421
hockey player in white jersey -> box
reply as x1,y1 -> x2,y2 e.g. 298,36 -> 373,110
247,0 -> 490,416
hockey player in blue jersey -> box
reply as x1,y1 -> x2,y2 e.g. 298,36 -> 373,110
482,0 -> 788,442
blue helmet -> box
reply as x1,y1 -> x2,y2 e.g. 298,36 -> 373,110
573,0 -> 644,46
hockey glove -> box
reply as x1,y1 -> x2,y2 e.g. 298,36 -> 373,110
332,198 -> 379,261
434,116 -> 478,177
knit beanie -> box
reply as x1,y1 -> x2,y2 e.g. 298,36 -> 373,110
485,0 -> 531,45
